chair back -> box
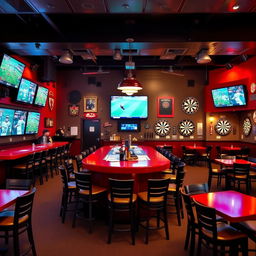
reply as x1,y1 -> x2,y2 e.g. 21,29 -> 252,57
233,163 -> 251,177
25,154 -> 34,170
194,200 -> 217,241
181,190 -> 196,224
81,151 -> 87,158
147,178 -> 169,207
89,147 -> 94,153
64,158 -> 75,179
59,166 -> 69,189
206,146 -> 212,158
6,179 -> 32,190
109,178 -> 134,207
49,148 -> 57,159
175,168 -> 186,194
14,187 -> 36,227
75,154 -> 83,171
75,172 -> 92,196
184,183 -> 209,195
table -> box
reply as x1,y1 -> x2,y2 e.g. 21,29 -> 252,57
0,142 -> 68,160
221,146 -> 241,151
0,189 -> 29,211
83,145 -> 170,191
185,146 -> 206,151
215,158 -> 256,168
192,190 -> 256,222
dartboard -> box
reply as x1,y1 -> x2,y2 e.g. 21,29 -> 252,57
154,120 -> 171,137
215,119 -> 232,136
182,97 -> 199,115
179,120 -> 195,137
243,118 -> 252,136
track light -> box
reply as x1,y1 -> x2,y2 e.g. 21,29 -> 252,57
59,50 -> 73,64
196,49 -> 211,64
225,63 -> 233,70
113,49 -> 122,60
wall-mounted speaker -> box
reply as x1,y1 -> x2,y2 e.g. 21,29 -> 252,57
187,80 -> 195,87
88,77 -> 96,85
96,81 -> 102,87
39,57 -> 56,82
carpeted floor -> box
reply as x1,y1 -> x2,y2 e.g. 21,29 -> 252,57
1,163 -> 255,256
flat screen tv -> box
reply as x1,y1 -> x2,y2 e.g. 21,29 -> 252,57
16,78 -> 37,104
0,107 -> 15,136
118,120 -> 141,132
34,86 -> 48,107
110,96 -> 148,119
212,85 -> 247,108
25,111 -> 40,135
12,110 -> 27,135
0,54 -> 25,88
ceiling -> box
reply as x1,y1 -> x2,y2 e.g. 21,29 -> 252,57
1,0 -> 256,70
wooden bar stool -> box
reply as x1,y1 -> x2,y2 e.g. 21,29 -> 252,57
107,178 -> 137,245
137,178 -> 170,244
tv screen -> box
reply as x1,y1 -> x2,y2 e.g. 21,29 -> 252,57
120,123 -> 139,131
212,85 -> 247,107
12,110 -> 27,135
0,108 -> 15,136
25,112 -> 40,134
34,86 -> 48,106
0,54 -> 25,88
111,96 -> 148,119
17,78 -> 37,104
118,120 -> 141,132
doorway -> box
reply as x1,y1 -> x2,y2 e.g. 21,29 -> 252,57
82,119 -> 101,150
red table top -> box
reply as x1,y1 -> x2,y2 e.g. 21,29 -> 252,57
185,146 -> 206,150
82,145 -> 170,174
192,190 -> 256,222
0,142 -> 68,160
215,158 -> 256,167
0,190 -> 29,211
221,146 -> 241,151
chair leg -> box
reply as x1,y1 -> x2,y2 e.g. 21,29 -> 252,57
196,235 -> 201,256
240,238 -> 248,256
88,201 -> 93,234
72,197 -> 79,228
145,216 -> 149,244
27,224 -> 37,256
175,197 -> 181,226
190,228 -> 195,256
208,174 -> 212,191
184,224 -> 190,250
163,208 -> 169,240
157,210 -> 160,228
61,192 -> 68,224
107,207 -> 113,244
130,207 -> 135,245
13,230 -> 20,256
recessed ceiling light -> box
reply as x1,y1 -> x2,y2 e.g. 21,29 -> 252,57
232,4 -> 240,10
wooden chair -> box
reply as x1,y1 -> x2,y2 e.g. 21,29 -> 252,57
207,158 -> 225,190
0,188 -> 37,256
107,179 -> 137,245
74,154 -> 83,172
64,159 -> 75,181
198,146 -> 212,165
47,148 -> 58,177
182,146 -> 197,165
248,157 -> 256,191
194,200 -> 248,256
137,178 -> 170,244
59,166 -> 76,223
72,172 -> 107,233
184,183 -> 209,195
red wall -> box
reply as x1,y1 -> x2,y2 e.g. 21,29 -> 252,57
0,55 -> 57,138
205,56 -> 256,113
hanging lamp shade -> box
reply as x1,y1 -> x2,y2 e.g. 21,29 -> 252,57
59,50 -> 73,64
117,76 -> 143,96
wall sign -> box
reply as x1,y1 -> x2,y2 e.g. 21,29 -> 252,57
84,112 -> 98,119
48,91 -> 54,111
68,105 -> 79,116
157,97 -> 174,117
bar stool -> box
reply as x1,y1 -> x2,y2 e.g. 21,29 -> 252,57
107,178 -> 137,245
59,166 -> 76,223
75,154 -> 83,172
64,159 -> 75,181
72,172 -> 107,233
194,200 -> 248,256
137,178 -> 170,244
0,188 -> 37,256
47,148 -> 58,177
207,158 -> 225,190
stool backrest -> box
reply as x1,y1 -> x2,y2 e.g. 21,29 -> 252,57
6,179 -> 32,190
75,154 -> 83,171
233,163 -> 251,177
59,166 -> 69,189
75,172 -> 92,196
184,183 -> 209,195
181,190 -> 196,224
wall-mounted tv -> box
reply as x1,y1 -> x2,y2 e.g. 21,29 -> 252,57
211,85 -> 247,108
110,96 -> 148,119
118,120 -> 141,132
34,86 -> 48,107
0,107 -> 15,136
12,110 -> 27,135
25,111 -> 40,135
16,78 -> 37,104
0,54 -> 25,88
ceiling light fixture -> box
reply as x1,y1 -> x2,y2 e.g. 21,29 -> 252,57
113,49 -> 122,60
196,49 -> 212,64
59,50 -> 73,64
232,4 -> 240,10
117,38 -> 142,95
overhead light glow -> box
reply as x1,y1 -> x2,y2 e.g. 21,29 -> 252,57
232,4 -> 240,10
196,49 -> 212,64
59,50 -> 73,64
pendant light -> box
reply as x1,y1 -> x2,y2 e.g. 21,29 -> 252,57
117,38 -> 143,95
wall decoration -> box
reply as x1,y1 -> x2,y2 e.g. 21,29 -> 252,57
69,90 -> 81,104
250,83 -> 256,94
68,104 -> 79,116
44,118 -> 54,128
154,120 -> 171,137
197,122 -> 203,136
157,97 -> 174,117
48,91 -> 54,111
144,123 -> 150,129
84,113 -> 98,119
84,96 -> 97,113
253,110 -> 256,124
215,119 -> 232,136
178,119 -> 195,137
243,117 -> 252,136
181,97 -> 199,115
172,126 -> 177,135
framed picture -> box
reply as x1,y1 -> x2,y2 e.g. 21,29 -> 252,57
44,118 -> 54,128
68,104 -> 80,116
157,97 -> 174,117
84,96 -> 97,113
